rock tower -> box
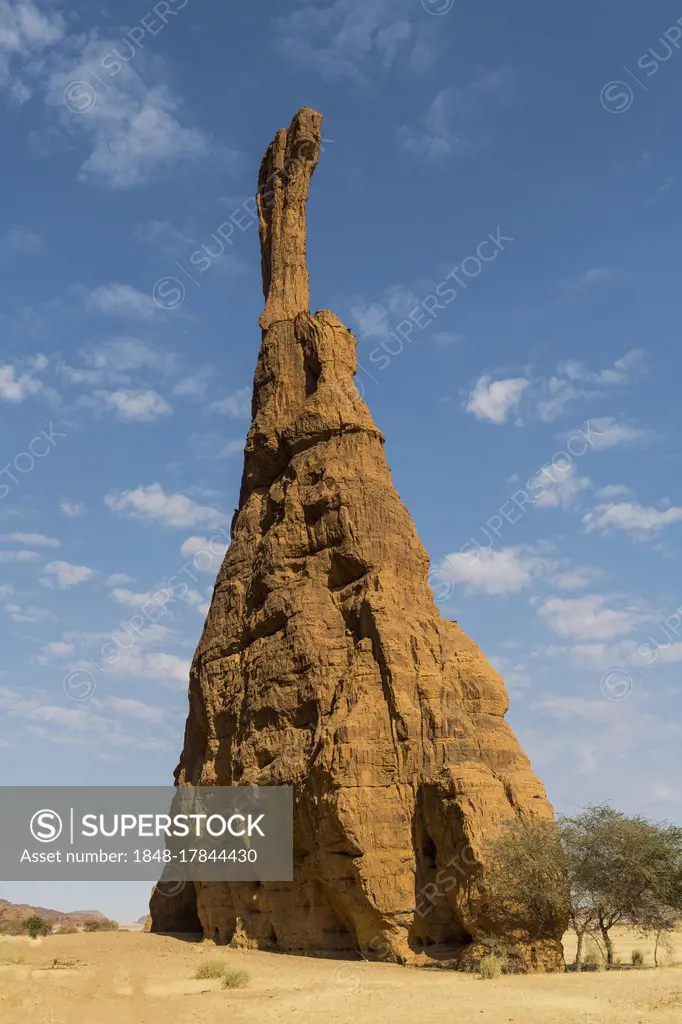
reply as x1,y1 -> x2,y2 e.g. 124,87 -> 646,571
150,108 -> 566,970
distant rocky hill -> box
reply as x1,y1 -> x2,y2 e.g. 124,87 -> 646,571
0,898 -> 109,932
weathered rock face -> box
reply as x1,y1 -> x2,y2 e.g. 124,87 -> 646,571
150,108 -> 566,970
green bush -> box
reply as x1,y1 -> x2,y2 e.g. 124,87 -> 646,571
478,954 -> 503,980
24,915 -> 53,939
195,960 -> 226,980
631,948 -> 645,967
83,918 -> 118,932
222,967 -> 250,989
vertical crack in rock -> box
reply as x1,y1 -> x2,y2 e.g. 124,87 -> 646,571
149,107 -> 567,971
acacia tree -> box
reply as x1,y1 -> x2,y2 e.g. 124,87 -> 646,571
561,806 -> 682,967
24,915 -> 52,939
485,806 -> 682,970
634,846 -> 682,966
484,817 -> 571,945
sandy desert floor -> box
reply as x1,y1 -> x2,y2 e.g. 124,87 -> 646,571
1,927 -> 681,1024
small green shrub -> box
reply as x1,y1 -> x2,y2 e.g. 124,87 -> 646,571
478,954 -> 503,980
195,960 -> 226,980
631,949 -> 645,967
83,918 -> 118,932
222,967 -> 250,989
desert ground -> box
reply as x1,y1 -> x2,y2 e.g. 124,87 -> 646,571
1,927 -> 681,1024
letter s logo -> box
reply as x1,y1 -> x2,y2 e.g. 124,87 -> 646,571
30,809 -> 63,843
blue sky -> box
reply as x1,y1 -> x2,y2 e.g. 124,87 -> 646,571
1,0 -> 682,921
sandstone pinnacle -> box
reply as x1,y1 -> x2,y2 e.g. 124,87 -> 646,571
150,107 -> 566,970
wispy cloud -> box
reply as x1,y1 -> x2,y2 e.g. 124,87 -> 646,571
59,498 -> 85,518
46,36 -> 208,188
209,387 -> 251,418
1,532 -> 59,547
537,594 -> 651,641
274,0 -> 429,84
0,10 -> 209,188
585,416 -> 655,450
83,388 -> 172,423
465,349 -> 644,425
42,560 -> 93,588
0,354 -> 47,402
583,501 -> 682,537
105,483 -> 225,529
86,284 -> 162,320
399,71 -> 511,160
442,545 -> 552,596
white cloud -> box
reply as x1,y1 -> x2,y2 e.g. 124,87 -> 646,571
42,560 -> 93,588
465,375 -> 530,424
180,534 -> 228,572
1,12 -> 208,187
4,602 -> 55,623
587,417 -> 654,450
536,642 -> 619,671
59,498 -> 85,517
399,73 -> 509,160
132,651 -> 189,686
537,594 -> 649,641
596,483 -> 634,500
33,639 -> 76,664
533,377 -> 581,423
583,501 -> 682,536
83,337 -> 176,376
110,586 -> 170,609
529,462 -> 591,509
0,0 -> 64,98
181,535 -> 218,557
274,0 -> 423,84
209,387 -> 251,418
105,696 -> 166,724
443,545 -> 550,596
106,573 -> 133,586
173,370 -> 211,399
399,88 -> 465,160
86,284 -> 160,320
0,683 -> 172,751
0,550 -> 41,563
105,483 -> 225,529
0,361 -> 43,402
110,580 -> 207,616
43,640 -> 74,656
564,267 -> 614,291
45,37 -> 209,188
1,532 -> 58,547
466,350 -> 645,426
95,642 -> 190,689
552,569 -> 595,592
350,283 -> 421,340
90,388 -> 172,423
